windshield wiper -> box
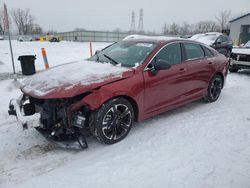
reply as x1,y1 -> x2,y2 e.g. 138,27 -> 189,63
103,54 -> 119,65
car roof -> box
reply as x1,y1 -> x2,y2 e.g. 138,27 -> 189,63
123,34 -> 192,44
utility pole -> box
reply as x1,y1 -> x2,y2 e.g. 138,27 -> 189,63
4,3 -> 16,80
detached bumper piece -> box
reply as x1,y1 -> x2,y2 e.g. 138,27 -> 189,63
8,94 -> 88,150
35,127 -> 88,150
8,94 -> 32,129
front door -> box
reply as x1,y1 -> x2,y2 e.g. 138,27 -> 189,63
143,42 -> 189,115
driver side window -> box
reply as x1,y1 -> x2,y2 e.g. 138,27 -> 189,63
155,43 -> 182,65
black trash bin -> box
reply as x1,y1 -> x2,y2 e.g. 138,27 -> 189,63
18,55 -> 36,75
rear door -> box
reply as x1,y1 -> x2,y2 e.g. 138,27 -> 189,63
182,42 -> 216,98
143,42 -> 189,115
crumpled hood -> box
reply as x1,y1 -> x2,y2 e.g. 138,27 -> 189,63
232,47 -> 250,55
21,60 -> 134,99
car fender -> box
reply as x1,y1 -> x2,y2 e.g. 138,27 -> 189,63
71,87 -> 137,111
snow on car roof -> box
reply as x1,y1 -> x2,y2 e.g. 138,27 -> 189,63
123,35 -> 179,41
190,32 -> 223,46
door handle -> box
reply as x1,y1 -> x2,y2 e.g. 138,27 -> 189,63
179,68 -> 186,72
208,62 -> 213,65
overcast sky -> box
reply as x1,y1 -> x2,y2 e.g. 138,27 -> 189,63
2,0 -> 250,32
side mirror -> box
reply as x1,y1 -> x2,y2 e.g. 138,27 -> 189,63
215,41 -> 222,46
95,50 -> 101,55
154,59 -> 171,71
151,59 -> 171,75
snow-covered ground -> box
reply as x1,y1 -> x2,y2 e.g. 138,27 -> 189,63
0,41 -> 250,188
0,40 -> 110,74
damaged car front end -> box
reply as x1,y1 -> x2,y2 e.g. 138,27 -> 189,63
229,40 -> 250,72
8,56 -> 135,149
8,92 -> 92,149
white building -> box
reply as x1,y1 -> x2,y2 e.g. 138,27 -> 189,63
229,13 -> 250,45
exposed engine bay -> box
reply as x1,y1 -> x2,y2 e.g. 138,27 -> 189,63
9,93 -> 92,149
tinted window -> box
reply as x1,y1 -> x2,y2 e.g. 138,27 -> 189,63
221,36 -> 228,43
184,43 -> 204,60
155,43 -> 182,65
202,46 -> 214,57
216,37 -> 222,43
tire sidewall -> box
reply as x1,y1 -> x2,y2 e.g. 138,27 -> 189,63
94,98 -> 134,145
206,75 -> 223,102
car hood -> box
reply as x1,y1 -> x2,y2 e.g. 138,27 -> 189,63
232,47 -> 250,55
21,60 -> 134,99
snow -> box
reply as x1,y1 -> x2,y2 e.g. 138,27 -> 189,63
123,34 -> 179,41
21,60 -> 130,96
232,48 -> 250,55
190,32 -> 222,46
0,40 -> 111,74
245,40 -> 250,47
0,41 -> 250,188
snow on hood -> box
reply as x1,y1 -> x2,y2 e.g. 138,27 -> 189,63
232,47 -> 250,55
21,60 -> 133,98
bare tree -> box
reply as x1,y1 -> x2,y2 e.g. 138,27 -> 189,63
31,24 -> 43,34
216,10 -> 231,30
0,8 -> 5,35
12,8 -> 34,35
169,23 -> 179,35
179,22 -> 191,35
195,21 -> 220,33
162,23 -> 169,35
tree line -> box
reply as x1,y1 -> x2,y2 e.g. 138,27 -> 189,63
162,10 -> 231,36
0,7 -> 43,35
0,8 -> 232,36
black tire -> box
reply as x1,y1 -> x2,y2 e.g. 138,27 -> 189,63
226,50 -> 231,58
204,75 -> 223,103
228,66 -> 239,73
90,98 -> 134,145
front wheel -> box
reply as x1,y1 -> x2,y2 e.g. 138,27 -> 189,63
91,98 -> 134,145
204,75 -> 223,103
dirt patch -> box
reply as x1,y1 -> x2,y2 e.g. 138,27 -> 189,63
0,72 -> 25,81
16,144 -> 56,160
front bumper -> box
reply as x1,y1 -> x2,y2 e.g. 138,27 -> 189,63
8,94 -> 40,129
230,59 -> 250,69
8,94 -> 88,149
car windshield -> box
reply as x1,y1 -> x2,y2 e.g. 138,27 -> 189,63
244,40 -> 250,47
89,41 -> 157,67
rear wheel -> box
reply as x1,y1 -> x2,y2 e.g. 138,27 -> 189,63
91,98 -> 134,145
204,75 -> 223,103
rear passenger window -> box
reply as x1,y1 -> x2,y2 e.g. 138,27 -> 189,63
202,46 -> 214,57
184,43 -> 204,60
155,43 -> 182,65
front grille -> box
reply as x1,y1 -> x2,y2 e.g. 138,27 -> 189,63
233,54 -> 250,62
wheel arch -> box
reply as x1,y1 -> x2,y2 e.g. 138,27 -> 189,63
79,91 -> 140,122
214,72 -> 225,88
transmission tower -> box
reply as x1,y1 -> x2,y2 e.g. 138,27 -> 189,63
138,8 -> 144,33
130,11 -> 136,33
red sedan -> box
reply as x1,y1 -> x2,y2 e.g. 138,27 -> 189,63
9,37 -> 229,148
